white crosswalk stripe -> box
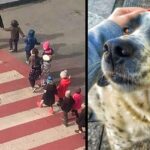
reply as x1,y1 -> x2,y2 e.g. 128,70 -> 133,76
0,106 -> 61,131
0,70 -> 24,84
1,124 -> 77,150
0,87 -> 41,105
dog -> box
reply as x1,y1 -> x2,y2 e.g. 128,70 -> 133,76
89,12 -> 150,150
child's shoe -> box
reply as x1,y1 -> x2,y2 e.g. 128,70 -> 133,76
26,61 -> 29,64
75,130 -> 82,134
32,87 -> 36,93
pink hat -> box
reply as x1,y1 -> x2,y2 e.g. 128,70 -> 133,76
43,41 -> 52,54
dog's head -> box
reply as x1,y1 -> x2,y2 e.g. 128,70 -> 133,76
101,12 -> 150,91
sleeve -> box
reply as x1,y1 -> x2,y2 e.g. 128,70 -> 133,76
24,38 -> 28,43
88,20 -> 123,91
3,27 -> 12,31
35,38 -> 40,45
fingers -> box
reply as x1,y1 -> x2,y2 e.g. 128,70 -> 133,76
113,7 -> 147,16
125,9 -> 147,19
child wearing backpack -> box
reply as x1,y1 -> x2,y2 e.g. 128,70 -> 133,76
24,29 -> 40,64
37,76 -> 57,114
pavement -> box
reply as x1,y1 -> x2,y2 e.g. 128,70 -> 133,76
0,0 -> 39,9
0,0 -> 85,149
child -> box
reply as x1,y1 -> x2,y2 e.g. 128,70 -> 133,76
42,41 -> 54,56
41,54 -> 52,86
75,103 -> 85,135
60,90 -> 75,127
37,76 -> 57,114
28,48 -> 42,92
57,70 -> 71,106
72,87 -> 83,118
24,29 -> 40,64
2,19 -> 25,52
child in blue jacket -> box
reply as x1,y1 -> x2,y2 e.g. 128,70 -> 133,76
24,29 -> 40,64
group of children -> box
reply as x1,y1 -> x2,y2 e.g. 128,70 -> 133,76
1,19 -> 85,135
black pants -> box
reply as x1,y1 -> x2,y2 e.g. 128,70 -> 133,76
57,98 -> 63,106
72,109 -> 79,118
28,68 -> 41,88
9,39 -> 18,51
63,111 -> 68,126
29,78 -> 35,88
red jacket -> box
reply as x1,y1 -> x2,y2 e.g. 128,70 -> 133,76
57,78 -> 71,98
72,93 -> 82,110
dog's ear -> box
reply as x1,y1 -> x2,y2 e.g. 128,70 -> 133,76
97,73 -> 109,86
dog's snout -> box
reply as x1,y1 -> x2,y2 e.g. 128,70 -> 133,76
104,39 -> 134,60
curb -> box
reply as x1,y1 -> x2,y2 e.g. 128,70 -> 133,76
0,0 -> 45,9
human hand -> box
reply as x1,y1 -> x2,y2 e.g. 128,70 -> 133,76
108,7 -> 147,27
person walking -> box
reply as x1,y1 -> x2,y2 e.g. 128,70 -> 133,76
72,87 -> 83,118
60,90 -> 75,127
37,76 -> 57,114
28,48 -> 42,92
75,103 -> 85,135
24,29 -> 40,64
2,19 -> 25,52
41,54 -> 52,87
57,70 -> 71,106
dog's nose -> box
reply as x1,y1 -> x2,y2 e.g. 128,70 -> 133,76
103,39 -> 134,62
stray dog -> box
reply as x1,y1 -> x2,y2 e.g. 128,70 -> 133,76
90,12 -> 150,150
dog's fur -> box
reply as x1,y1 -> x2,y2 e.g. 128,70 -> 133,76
89,12 -> 150,150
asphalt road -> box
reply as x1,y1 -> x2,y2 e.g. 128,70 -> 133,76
0,0 -> 85,93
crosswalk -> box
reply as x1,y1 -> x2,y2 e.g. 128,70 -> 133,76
0,50 -> 85,150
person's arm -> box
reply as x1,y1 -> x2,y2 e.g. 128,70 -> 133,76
18,27 -> 25,37
88,20 -> 123,90
35,38 -> 40,45
3,27 -> 12,31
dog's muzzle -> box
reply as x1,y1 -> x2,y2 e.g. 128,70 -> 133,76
102,37 -> 140,86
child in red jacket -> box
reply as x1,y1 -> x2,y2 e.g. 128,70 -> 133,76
72,87 -> 83,118
57,70 -> 71,106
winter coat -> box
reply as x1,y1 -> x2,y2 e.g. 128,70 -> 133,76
24,30 -> 40,52
76,108 -> 85,127
61,96 -> 75,113
4,26 -> 24,40
72,93 -> 82,110
57,78 -> 71,98
42,83 -> 57,106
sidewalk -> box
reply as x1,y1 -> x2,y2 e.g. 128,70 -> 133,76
0,0 -> 40,9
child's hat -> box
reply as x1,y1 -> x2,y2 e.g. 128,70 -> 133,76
43,41 -> 52,54
43,41 -> 50,50
42,54 -> 50,61
65,90 -> 71,98
47,76 -> 53,84
60,70 -> 68,78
